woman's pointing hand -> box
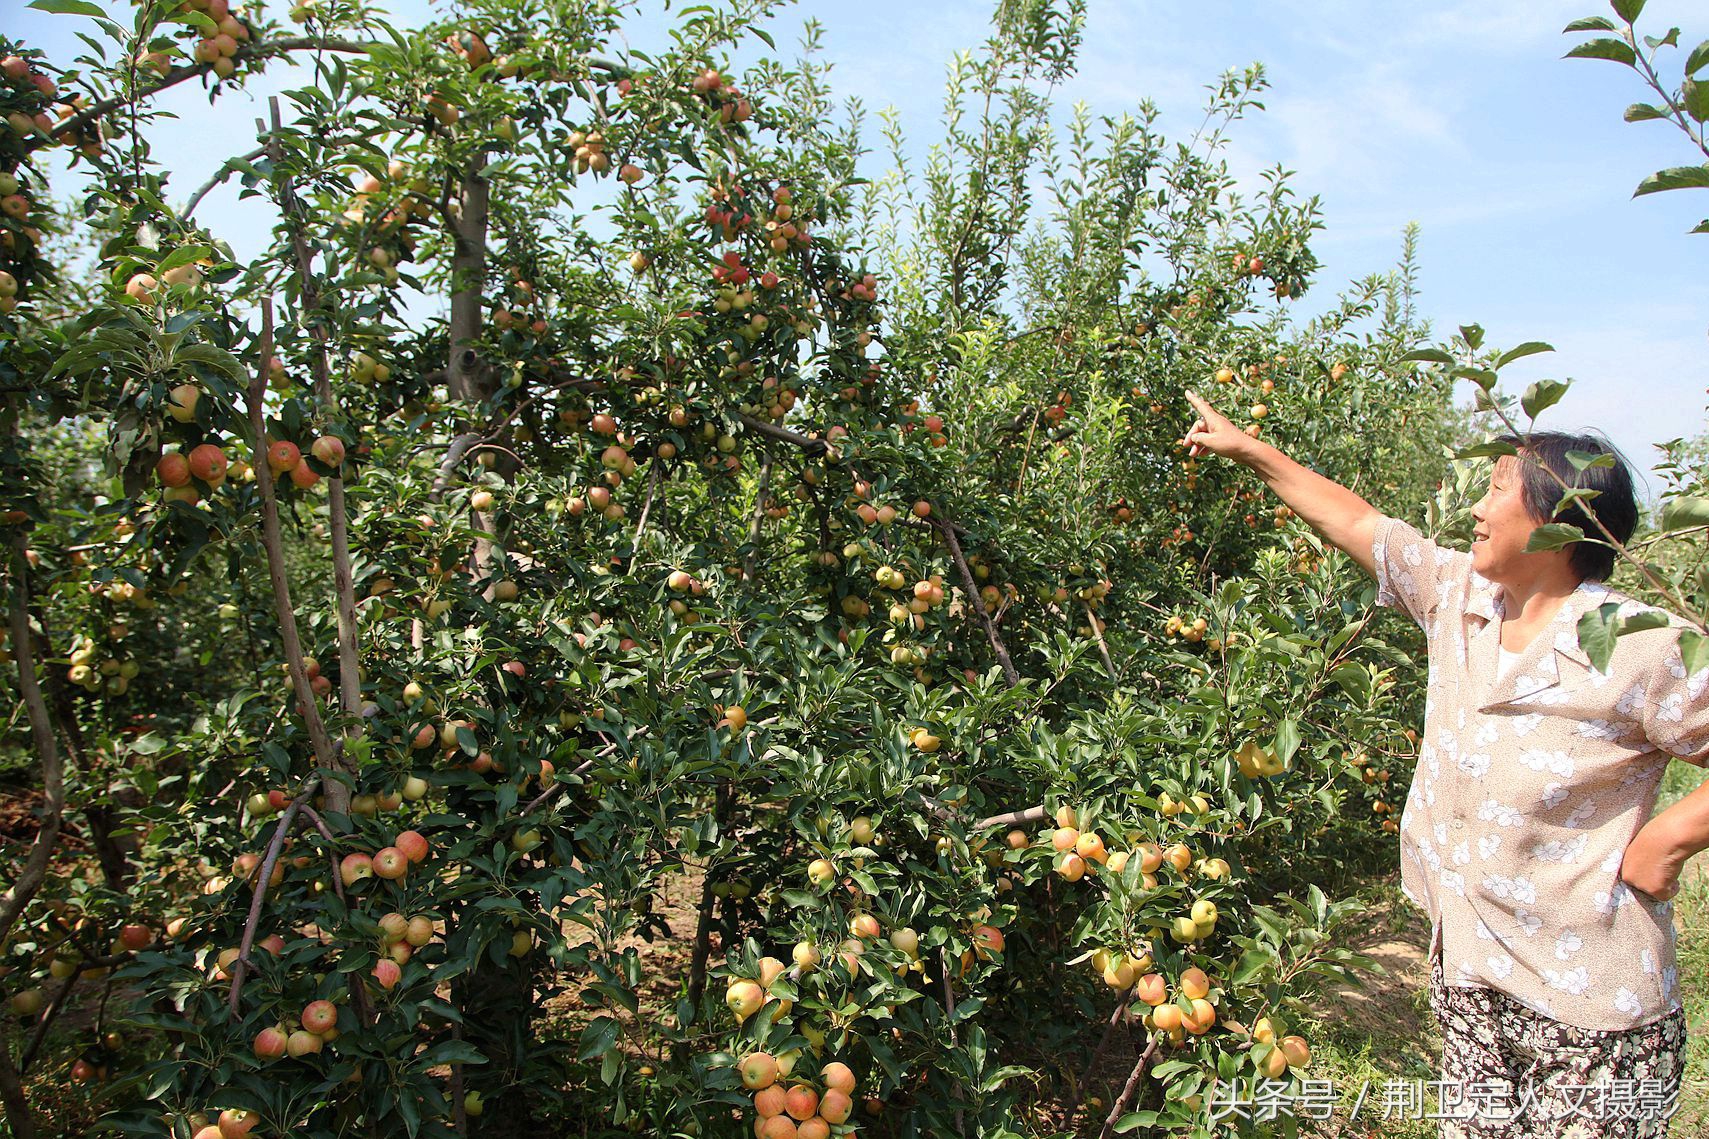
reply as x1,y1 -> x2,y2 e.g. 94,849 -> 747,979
1182,390 -> 1251,461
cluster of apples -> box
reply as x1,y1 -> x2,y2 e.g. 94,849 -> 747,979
182,1106 -> 261,1139
896,402 -> 949,449
724,954 -> 793,1026
264,434 -> 346,492
566,127 -> 611,175
1229,250 -> 1267,277
738,1054 -> 861,1139
370,910 -> 437,986
689,67 -> 753,124
339,829 -> 432,888
251,998 -> 341,1060
65,633 -> 139,695
1134,965 -> 1219,1045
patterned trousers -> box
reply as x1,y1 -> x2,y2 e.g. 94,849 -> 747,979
1428,952 -> 1686,1138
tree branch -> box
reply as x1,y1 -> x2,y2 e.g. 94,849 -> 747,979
246,298 -> 348,807
40,37 -> 372,152
268,96 -> 367,798
931,508 -> 1020,685
0,534 -> 65,957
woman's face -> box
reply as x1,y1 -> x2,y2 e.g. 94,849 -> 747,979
1470,455 -> 1549,583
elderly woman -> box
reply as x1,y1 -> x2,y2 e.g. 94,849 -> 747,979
1183,390 -> 1708,1138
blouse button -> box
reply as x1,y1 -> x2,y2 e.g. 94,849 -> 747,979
1453,820 -> 1465,830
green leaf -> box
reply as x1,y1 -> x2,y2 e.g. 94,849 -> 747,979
1521,379 -> 1569,420
1687,38 -> 1709,76
1679,630 -> 1709,676
1273,719 -> 1300,764
1399,347 -> 1455,365
1458,323 -> 1486,351
1624,102 -> 1669,122
578,1015 -> 621,1061
1452,366 -> 1499,391
1692,219 -> 1709,234
1564,16 -> 1618,32
1496,341 -> 1555,368
1578,603 -> 1622,672
1525,523 -> 1586,551
27,0 -> 109,15
1564,37 -> 1638,65
1455,439 -> 1521,460
1659,495 -> 1709,532
1621,610 -> 1671,636
1634,165 -> 1709,196
157,244 -> 214,274
1566,449 -> 1616,471
1611,0 -> 1645,24
1683,78 -> 1709,123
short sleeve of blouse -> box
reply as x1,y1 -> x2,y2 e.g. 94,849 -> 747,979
1371,515 -> 1472,634
1638,633 -> 1709,766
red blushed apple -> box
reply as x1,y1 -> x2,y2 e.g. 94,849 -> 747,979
300,999 -> 338,1034
156,453 -> 192,488
310,436 -> 345,467
266,440 -> 301,473
188,443 -> 228,483
289,462 -> 321,490
285,1029 -> 322,1058
393,830 -> 429,863
590,413 -> 617,435
371,959 -> 402,990
371,847 -> 408,880
252,1026 -> 289,1059
123,273 -> 157,303
339,852 -> 373,886
218,1108 -> 259,1138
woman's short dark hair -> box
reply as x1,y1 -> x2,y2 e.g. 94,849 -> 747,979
1494,430 -> 1637,583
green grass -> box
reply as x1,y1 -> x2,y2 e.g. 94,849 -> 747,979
1659,760 -> 1709,1130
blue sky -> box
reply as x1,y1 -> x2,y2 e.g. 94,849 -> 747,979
15,0 -> 1708,499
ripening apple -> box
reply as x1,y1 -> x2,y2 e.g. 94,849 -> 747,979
739,1051 -> 780,1090
1134,973 -> 1168,1006
188,443 -> 227,484
339,852 -> 373,886
394,830 -> 429,863
850,816 -> 875,845
405,916 -> 434,947
285,1029 -> 322,1058
124,273 -> 158,304
725,979 -> 764,1022
1179,967 -> 1210,1000
167,383 -> 201,423
1279,1035 -> 1311,1068
300,1000 -> 338,1034
9,988 -> 45,1017
252,1025 -> 288,1059
266,440 -> 301,474
371,847 -> 408,879
310,436 -> 344,468
806,858 -> 835,888
401,776 -> 429,801
372,959 -> 402,990
510,828 -> 542,854
157,453 -> 192,488
849,913 -> 880,941
791,941 -> 820,973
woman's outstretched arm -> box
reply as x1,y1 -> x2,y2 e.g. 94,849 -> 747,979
1182,389 -> 1384,578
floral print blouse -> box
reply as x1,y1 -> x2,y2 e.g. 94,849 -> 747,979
1373,515 -> 1709,1030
